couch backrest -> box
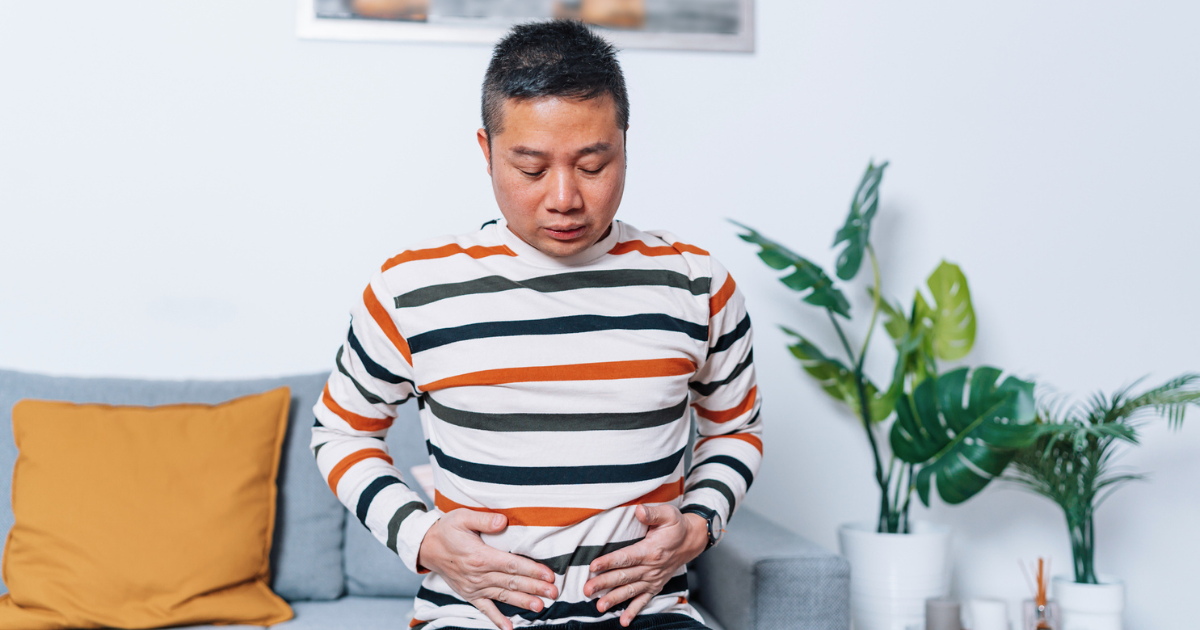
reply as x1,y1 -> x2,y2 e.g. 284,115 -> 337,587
0,369 -> 349,602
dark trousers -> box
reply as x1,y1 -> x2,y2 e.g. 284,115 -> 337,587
440,613 -> 710,630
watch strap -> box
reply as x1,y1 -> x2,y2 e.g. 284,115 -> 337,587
679,504 -> 720,550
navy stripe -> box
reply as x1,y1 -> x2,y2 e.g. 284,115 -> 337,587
427,441 -> 685,486
424,394 -> 687,432
336,346 -> 408,405
685,479 -> 737,513
708,314 -> 751,356
689,350 -> 754,397
693,455 -> 755,487
386,501 -> 428,553
714,410 -> 760,436
395,270 -> 711,309
417,574 -> 688,622
409,314 -> 707,354
480,218 -> 500,228
348,322 -> 414,387
356,476 -> 405,526
529,538 -> 644,575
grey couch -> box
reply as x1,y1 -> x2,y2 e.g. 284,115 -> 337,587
0,369 -> 849,630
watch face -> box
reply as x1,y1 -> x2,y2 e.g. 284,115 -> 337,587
711,513 -> 724,542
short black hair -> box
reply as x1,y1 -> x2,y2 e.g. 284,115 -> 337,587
482,20 -> 629,141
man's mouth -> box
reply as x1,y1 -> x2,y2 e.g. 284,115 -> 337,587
545,226 -> 586,240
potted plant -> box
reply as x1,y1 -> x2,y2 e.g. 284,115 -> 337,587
733,161 -> 1040,630
1006,375 -> 1199,630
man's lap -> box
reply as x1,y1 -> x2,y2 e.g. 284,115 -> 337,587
436,613 -> 709,630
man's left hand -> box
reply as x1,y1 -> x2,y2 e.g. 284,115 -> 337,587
584,503 -> 710,627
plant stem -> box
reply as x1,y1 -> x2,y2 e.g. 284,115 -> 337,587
857,245 -> 883,373
829,310 -> 891,532
829,310 -> 857,365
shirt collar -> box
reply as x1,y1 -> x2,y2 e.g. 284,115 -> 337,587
493,217 -> 622,268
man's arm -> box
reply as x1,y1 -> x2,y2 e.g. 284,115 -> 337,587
584,255 -> 764,625
311,267 -> 558,630
310,270 -> 443,575
681,258 -> 763,532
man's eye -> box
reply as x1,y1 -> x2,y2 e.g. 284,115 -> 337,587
580,166 -> 604,175
520,169 -> 544,177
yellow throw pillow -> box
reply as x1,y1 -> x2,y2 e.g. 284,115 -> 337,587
0,387 -> 295,629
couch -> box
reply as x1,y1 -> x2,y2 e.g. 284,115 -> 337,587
0,368 -> 850,630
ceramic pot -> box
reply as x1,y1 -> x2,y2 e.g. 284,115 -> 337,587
1052,575 -> 1124,630
838,521 -> 952,630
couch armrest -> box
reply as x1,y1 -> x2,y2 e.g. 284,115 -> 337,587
690,508 -> 850,630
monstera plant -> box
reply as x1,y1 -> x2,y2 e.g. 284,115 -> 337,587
733,161 -> 1039,533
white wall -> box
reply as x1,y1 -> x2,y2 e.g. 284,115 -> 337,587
2,1 -> 1197,628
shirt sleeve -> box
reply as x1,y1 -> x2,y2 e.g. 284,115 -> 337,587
682,255 -> 763,533
310,268 -> 443,576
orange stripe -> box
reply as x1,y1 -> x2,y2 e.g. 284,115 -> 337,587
695,386 -> 757,423
327,448 -> 394,495
363,284 -> 412,365
697,433 -> 763,454
410,619 -> 428,628
709,274 -> 737,316
421,358 -> 695,392
620,478 -> 685,506
609,241 -> 709,257
383,244 -> 516,272
678,597 -> 688,605
323,384 -> 393,432
433,479 -> 685,528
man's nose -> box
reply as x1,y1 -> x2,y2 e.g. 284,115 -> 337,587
545,167 -> 584,213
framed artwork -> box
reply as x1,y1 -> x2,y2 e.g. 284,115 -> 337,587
297,0 -> 754,52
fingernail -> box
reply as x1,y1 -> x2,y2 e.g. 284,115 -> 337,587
493,515 -> 503,527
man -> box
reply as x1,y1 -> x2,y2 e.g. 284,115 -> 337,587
311,20 -> 762,630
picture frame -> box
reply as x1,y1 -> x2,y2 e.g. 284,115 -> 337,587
296,0 -> 754,52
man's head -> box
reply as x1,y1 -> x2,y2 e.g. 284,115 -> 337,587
478,20 -> 629,258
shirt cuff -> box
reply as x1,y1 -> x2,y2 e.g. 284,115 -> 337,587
395,507 -> 445,575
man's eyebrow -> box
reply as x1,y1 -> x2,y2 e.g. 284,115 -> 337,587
508,142 -> 614,158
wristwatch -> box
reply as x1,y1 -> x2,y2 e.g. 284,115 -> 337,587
680,505 -> 724,550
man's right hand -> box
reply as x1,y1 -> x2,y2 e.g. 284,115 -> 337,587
417,509 -> 559,630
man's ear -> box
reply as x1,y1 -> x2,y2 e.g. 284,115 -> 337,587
476,128 -> 492,176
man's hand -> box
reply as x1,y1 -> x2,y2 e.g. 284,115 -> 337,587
583,504 -> 710,627
417,509 -> 559,630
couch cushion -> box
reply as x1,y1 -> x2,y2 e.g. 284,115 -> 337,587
0,369 -> 345,602
343,399 -> 432,597
0,389 -> 294,628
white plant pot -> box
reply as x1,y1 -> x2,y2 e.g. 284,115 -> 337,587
838,521 -> 952,630
1052,575 -> 1124,630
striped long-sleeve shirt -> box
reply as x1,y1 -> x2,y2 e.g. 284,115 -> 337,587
311,217 -> 762,630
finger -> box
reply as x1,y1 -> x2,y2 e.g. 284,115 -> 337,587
498,553 -> 559,587
488,585 -> 546,613
636,503 -> 671,527
590,545 -> 645,573
584,565 -> 650,598
597,580 -> 647,613
458,510 -> 508,534
620,592 -> 655,627
473,598 -> 513,630
486,571 -> 558,600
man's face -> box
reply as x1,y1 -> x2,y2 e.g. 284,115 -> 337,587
477,94 -> 626,258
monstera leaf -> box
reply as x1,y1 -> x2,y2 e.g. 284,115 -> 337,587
833,161 -> 888,281
783,327 -> 895,422
890,367 -> 1037,505
922,261 -> 976,361
732,221 -> 851,318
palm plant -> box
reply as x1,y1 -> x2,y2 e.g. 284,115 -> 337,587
1006,374 -> 1200,584
733,161 -> 1039,534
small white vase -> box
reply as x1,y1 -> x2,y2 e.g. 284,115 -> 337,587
1052,575 -> 1124,630
838,521 -> 952,630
